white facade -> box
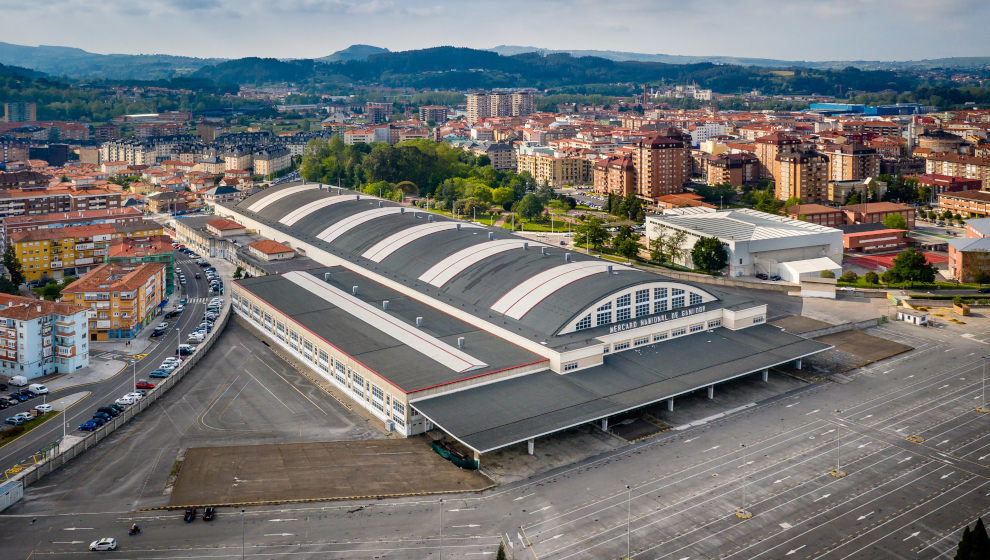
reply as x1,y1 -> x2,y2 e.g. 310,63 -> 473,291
0,303 -> 89,380
689,123 -> 727,147
646,208 -> 844,278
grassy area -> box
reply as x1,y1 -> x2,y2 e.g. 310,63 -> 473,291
0,411 -> 61,447
501,217 -> 572,232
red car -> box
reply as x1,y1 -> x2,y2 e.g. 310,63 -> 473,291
135,380 -> 156,390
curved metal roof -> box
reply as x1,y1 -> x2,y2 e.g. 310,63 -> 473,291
228,183 -> 738,342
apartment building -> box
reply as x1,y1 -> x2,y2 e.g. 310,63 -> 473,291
516,152 -> 593,187
466,93 -> 490,124
511,91 -> 535,117
0,184 -> 122,220
1,207 -> 143,250
948,218 -> 990,282
938,190 -> 990,218
10,220 -> 164,282
754,132 -> 802,181
926,154 -> 990,189
842,202 -> 916,229
915,174 -> 982,194
0,294 -> 89,379
365,102 -> 392,124
61,262 -> 167,340
466,90 -> 536,124
99,135 -> 202,166
107,235 -> 176,295
3,102 -> 37,123
630,129 -> 693,200
419,105 -> 448,123
489,92 -> 512,118
828,177 -> 887,204
703,152 -> 759,187
775,150 -> 829,203
838,120 -> 902,137
592,155 -> 636,196
252,146 -> 292,177
823,144 -> 881,181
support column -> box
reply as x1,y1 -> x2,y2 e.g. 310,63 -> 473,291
668,398 -> 674,412
601,418 -> 608,431
707,385 -> 714,399
527,438 -> 535,455
762,369 -> 769,383
795,359 -> 803,370
473,450 -> 481,468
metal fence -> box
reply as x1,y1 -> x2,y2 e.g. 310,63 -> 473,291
10,301 -> 232,489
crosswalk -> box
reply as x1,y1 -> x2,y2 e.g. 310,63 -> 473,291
183,297 -> 213,304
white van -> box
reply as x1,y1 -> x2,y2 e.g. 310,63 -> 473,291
8,375 -> 27,387
28,384 -> 49,394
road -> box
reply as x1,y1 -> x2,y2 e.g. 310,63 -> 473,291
1,300 -> 988,557
0,252 -> 209,476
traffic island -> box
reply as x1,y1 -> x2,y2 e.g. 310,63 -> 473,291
166,437 -> 493,508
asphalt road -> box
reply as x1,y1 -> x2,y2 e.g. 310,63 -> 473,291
0,252 -> 210,475
1,320 -> 986,559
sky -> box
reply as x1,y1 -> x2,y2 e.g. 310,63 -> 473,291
1,0 -> 988,62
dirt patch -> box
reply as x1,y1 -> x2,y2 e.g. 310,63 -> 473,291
169,437 -> 492,507
797,329 -> 914,375
771,315 -> 834,334
610,416 -> 671,442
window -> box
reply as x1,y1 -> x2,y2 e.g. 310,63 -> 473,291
392,400 -> 405,426
318,350 -> 329,372
690,323 -> 705,333
753,316 -> 764,324
617,306 -> 631,322
634,337 -> 650,346
672,294 -> 685,309
351,372 -> 364,396
672,288 -> 684,296
276,322 -> 285,340
690,293 -> 703,306
617,294 -> 631,307
653,332 -> 669,342
575,314 -> 592,331
614,341 -> 631,351
616,294 -> 631,321
636,302 -> 650,317
563,362 -> 578,371
596,302 -> 612,326
335,361 -> 347,386
635,289 -> 650,304
655,298 -> 668,313
708,319 -> 722,328
289,331 -> 298,349
371,385 -> 385,412
672,327 -> 687,337
303,340 -> 313,360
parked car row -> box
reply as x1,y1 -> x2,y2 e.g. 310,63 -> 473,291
2,383 -> 48,409
80,389 -> 149,432
188,298 -> 222,344
4,403 -> 52,425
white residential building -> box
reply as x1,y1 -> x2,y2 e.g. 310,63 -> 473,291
0,294 -> 89,379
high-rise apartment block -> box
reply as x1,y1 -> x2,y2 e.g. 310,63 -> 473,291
466,90 -> 536,123
3,102 -> 37,123
0,294 -> 89,379
775,150 -> 829,203
630,128 -> 693,200
365,102 -> 392,124
754,132 -> 802,180
61,262 -> 167,340
823,144 -> 881,182
419,105 -> 448,123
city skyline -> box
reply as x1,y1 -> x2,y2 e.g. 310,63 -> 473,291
0,0 -> 988,62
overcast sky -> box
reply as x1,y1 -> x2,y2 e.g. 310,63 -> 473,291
1,0 -> 988,61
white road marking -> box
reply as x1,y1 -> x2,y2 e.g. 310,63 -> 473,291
448,508 -> 476,512
895,427 -> 907,432
63,527 -> 93,531
513,494 -> 534,502
452,524 -> 482,528
861,415 -> 873,420
548,534 -> 563,540
786,545 -> 806,555
940,472 -> 954,479
786,402 -> 799,408
268,518 -> 298,522
264,533 -> 294,537
704,445 -> 720,452
898,457 -> 912,464
774,476 -> 791,484
529,506 -> 552,514
465,553 -> 496,556
937,439 -> 950,446
806,409 -> 820,415
51,541 -> 85,544
812,494 -> 831,502
903,531 -> 921,541
779,522 -> 792,529
856,511 -> 874,521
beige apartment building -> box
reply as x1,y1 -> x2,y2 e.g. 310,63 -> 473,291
823,144 -> 880,182
631,129 -> 692,200
775,150 -> 829,203
517,153 -> 593,187
926,154 -> 990,189
754,132 -> 802,181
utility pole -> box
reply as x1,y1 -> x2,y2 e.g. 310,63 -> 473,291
625,484 -> 632,559
979,359 -> 989,414
241,509 -> 246,560
439,498 -> 444,560
736,443 -> 753,519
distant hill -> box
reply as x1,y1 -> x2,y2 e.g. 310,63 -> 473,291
489,45 -> 990,70
318,44 -> 389,63
0,62 -> 45,79
0,41 -> 222,80
192,57 -> 316,85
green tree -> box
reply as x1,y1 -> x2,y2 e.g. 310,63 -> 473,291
575,216 -> 609,250
820,270 -> 836,279
864,271 -> 879,285
233,266 -> 243,279
41,282 -> 62,300
0,277 -> 18,295
612,227 -> 641,259
691,237 -> 729,273
839,270 -> 858,283
517,193 -> 545,220
845,192 -> 862,206
753,189 -> 783,214
889,248 -> 937,284
883,213 -> 908,230
496,543 -> 507,560
693,183 -> 736,206
492,187 -> 516,209
953,517 -> 990,560
3,244 -> 24,287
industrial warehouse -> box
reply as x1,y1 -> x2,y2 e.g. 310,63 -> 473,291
222,182 -> 830,462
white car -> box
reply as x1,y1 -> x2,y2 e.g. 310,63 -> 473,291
176,305 -> 184,313
14,412 -> 33,421
115,397 -> 135,407
34,403 -> 53,414
160,363 -> 177,373
123,392 -> 143,401
89,538 -> 117,551
28,383 -> 48,394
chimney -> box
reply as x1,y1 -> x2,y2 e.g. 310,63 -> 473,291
415,316 -> 424,327
352,285 -> 359,295
323,272 -> 331,282
382,300 -> 389,310
457,337 -> 465,348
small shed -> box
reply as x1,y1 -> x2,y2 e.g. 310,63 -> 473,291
897,308 -> 930,326
778,257 -> 842,284
0,480 -> 24,513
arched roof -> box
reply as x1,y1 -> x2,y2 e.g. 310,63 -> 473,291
229,183 -> 734,341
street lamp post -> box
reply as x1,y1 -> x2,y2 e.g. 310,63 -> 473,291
241,508 -> 246,560
439,498 -> 444,560
979,359 -> 989,414
736,443 -> 753,519
625,484 -> 632,559
831,409 -> 847,477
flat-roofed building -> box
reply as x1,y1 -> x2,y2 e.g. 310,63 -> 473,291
938,190 -> 990,218
776,150 -> 829,203
61,262 -> 167,340
0,294 -> 88,379
842,202 -> 916,229
786,204 -> 845,227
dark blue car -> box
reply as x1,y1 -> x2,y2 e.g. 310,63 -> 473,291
89,416 -> 107,426
149,369 -> 170,378
79,421 -> 99,431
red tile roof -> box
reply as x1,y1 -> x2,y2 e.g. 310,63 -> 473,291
248,240 -> 294,255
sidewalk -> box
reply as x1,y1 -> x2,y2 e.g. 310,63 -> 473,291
45,358 -> 127,392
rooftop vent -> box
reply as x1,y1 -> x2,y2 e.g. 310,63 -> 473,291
383,300 -> 390,310
606,265 -> 613,274
457,336 -> 465,348
352,285 -> 359,296
415,316 -> 424,328
565,253 -> 571,262
323,272 -> 332,283
356,194 -> 361,201
488,232 -> 494,241
378,201 -> 383,208
400,207 -> 405,214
